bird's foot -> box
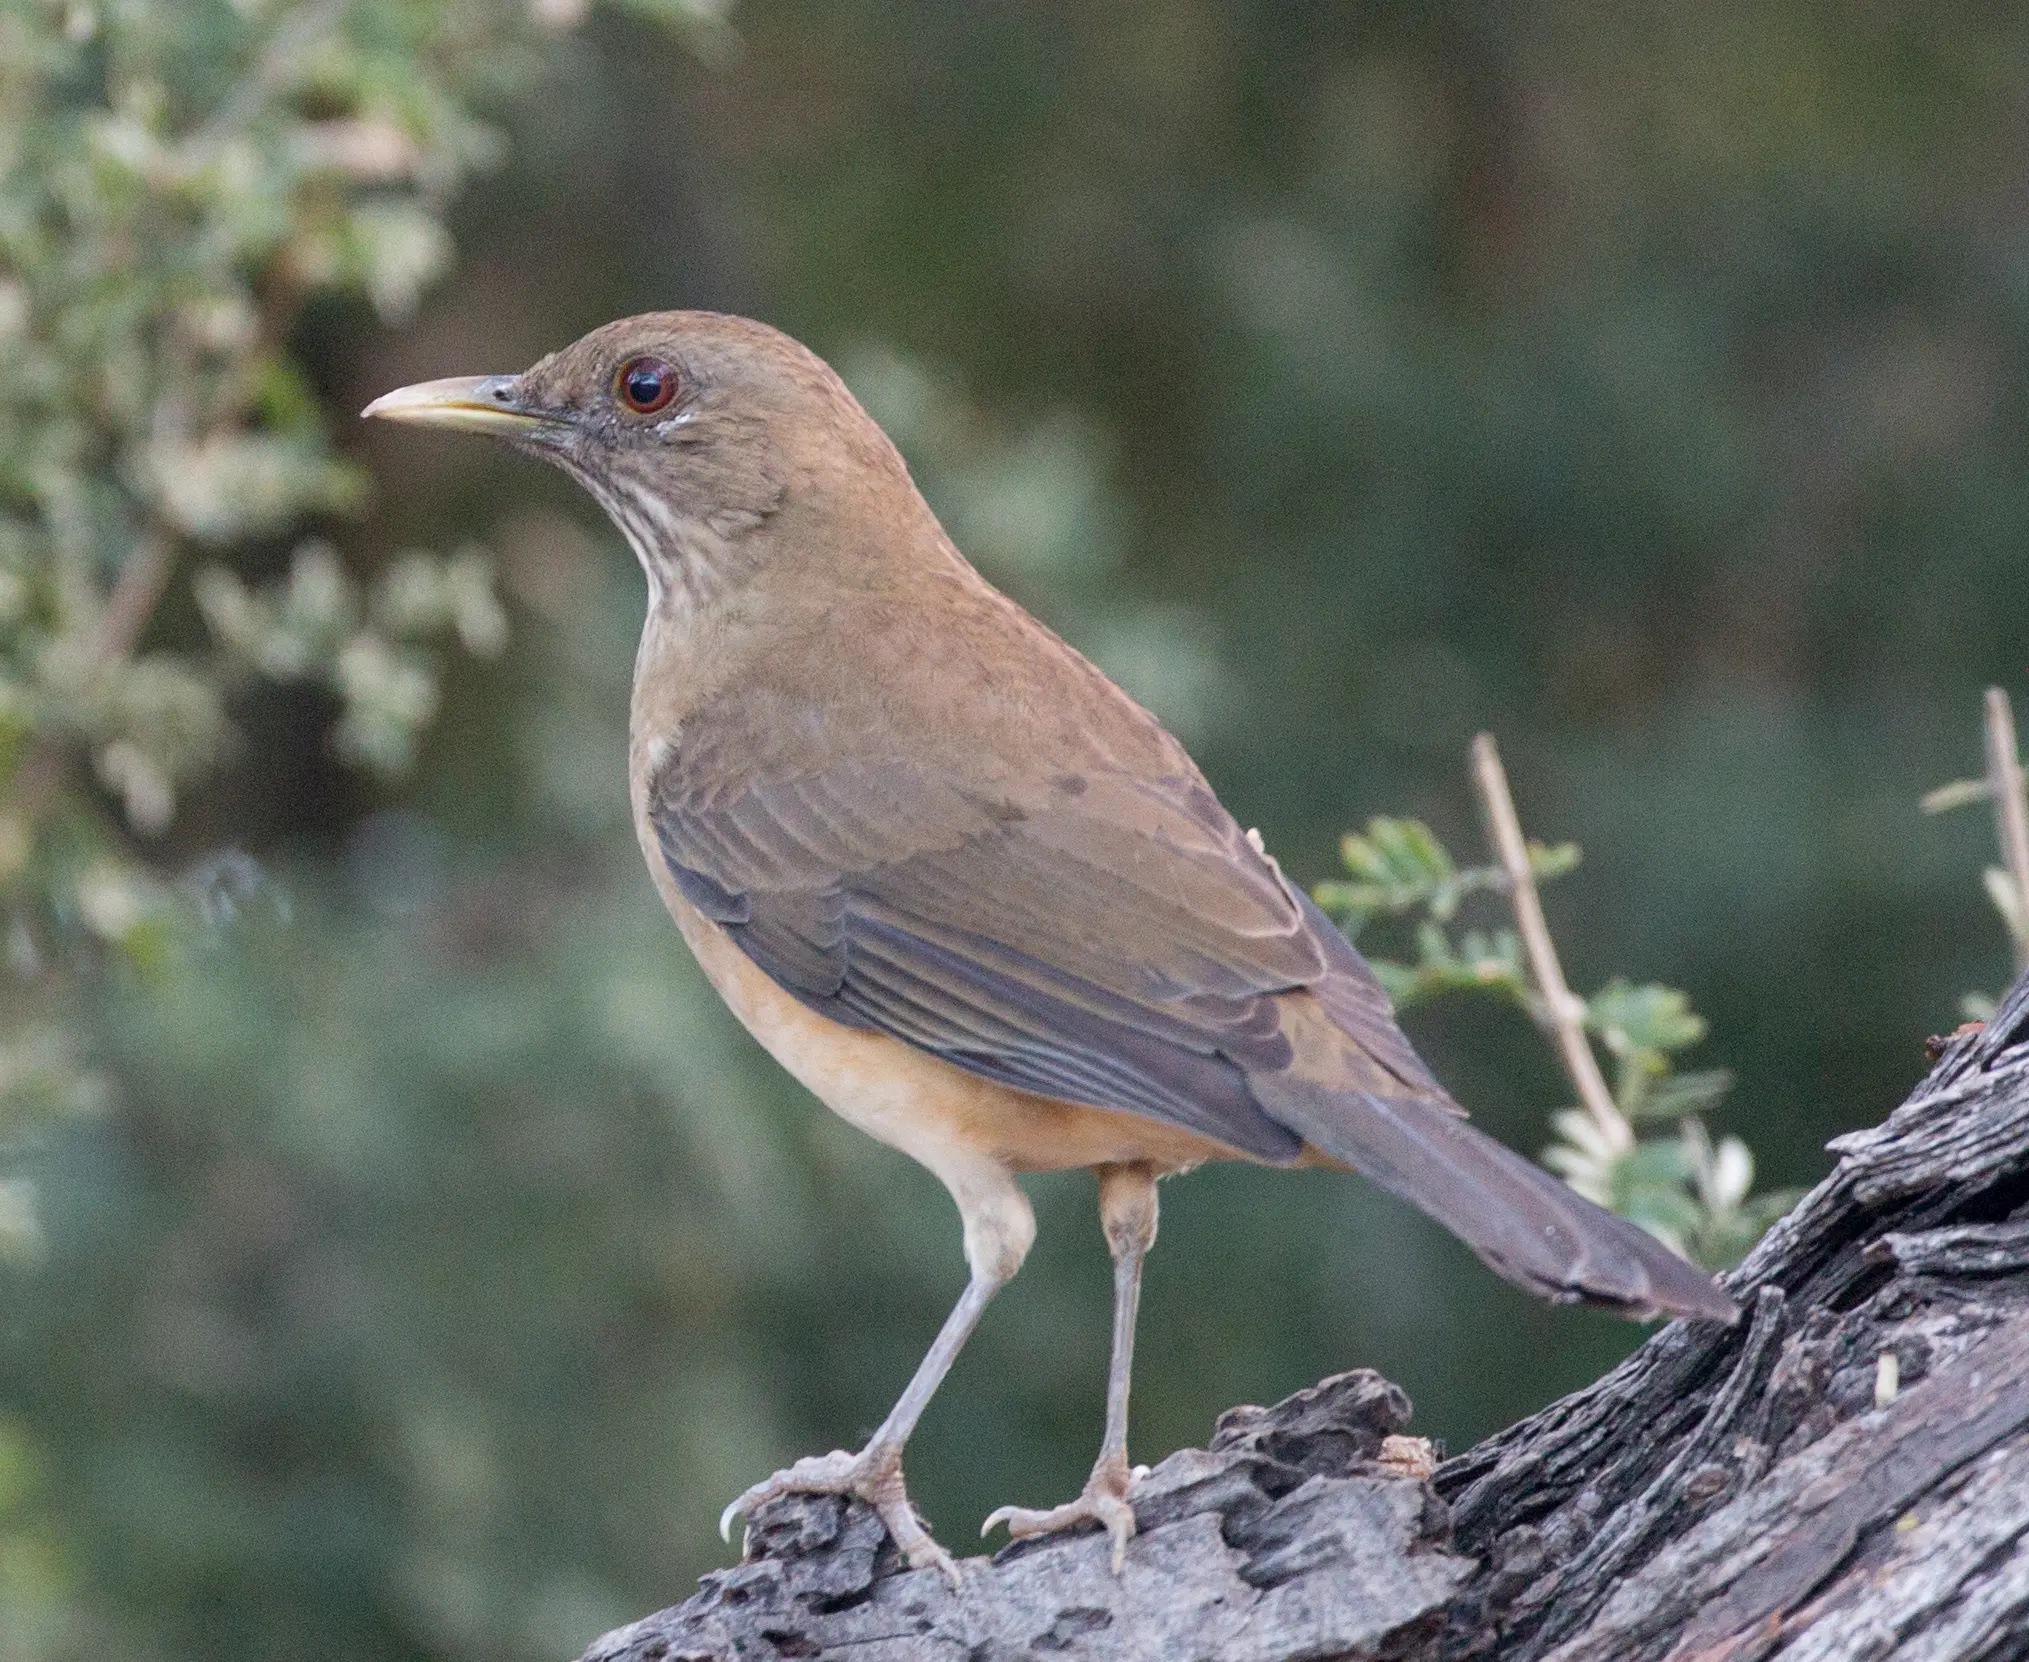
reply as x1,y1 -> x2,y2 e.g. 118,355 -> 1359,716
720,1444 -> 959,1587
982,1455 -> 1143,1573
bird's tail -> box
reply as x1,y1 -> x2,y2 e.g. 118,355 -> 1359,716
1251,997 -> 1739,1324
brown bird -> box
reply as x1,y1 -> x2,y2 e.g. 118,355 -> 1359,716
364,312 -> 1737,1582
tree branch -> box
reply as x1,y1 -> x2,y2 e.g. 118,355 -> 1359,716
1469,731 -> 1632,1156
93,530 -> 175,665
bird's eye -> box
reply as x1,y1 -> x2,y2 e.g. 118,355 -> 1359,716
615,356 -> 678,415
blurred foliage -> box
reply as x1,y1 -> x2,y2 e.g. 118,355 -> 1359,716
4,3 -> 2029,1661
198,540 -> 506,772
0,0 -> 546,1248
1318,814 -> 1797,1269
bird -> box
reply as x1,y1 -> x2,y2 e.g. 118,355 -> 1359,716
363,311 -> 1738,1583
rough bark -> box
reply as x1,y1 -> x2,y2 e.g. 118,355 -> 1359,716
577,974 -> 2029,1661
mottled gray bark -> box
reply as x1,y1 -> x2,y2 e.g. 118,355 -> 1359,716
578,975 -> 2029,1661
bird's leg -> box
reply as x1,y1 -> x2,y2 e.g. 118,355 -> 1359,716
984,1162 -> 1158,1573
721,1163 -> 1034,1586
718,1273 -> 995,1581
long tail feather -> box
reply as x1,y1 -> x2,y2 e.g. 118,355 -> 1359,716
1252,1063 -> 1739,1323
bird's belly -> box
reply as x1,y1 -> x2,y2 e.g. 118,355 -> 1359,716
642,862 -> 1237,1181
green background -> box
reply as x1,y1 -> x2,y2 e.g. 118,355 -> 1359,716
8,4 -> 2026,1658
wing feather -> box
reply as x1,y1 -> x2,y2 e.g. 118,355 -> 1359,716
648,751 -> 1319,1160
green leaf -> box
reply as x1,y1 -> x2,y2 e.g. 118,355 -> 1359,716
1368,958 -> 1418,1002
1984,866 -> 2028,947
1587,978 -> 1706,1059
1688,1185 -> 1804,1271
1542,1108 -> 1619,1206
1453,927 -> 1528,985
1626,1067 -> 1736,1124
1617,1134 -> 1695,1189
1527,840 -> 1582,881
1922,777 -> 1991,814
1330,816 -> 1458,918
1369,921 -> 1533,1008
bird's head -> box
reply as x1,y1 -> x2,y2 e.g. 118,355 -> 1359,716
364,310 -> 910,606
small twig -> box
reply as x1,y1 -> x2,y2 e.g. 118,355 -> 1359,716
1983,688 -> 2029,974
94,531 -> 176,664
1469,732 -> 1633,1156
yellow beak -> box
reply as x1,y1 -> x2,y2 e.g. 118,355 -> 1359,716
360,374 -> 546,437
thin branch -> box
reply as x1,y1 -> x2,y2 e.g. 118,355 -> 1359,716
1984,687 -> 2029,974
1469,731 -> 1633,1156
93,530 -> 175,664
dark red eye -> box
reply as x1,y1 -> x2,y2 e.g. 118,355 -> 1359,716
615,356 -> 677,415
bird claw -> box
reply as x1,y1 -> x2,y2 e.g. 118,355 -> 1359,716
982,1460 -> 1140,1574
721,1446 -> 961,1588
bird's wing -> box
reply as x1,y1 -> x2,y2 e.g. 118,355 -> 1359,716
648,749 -> 1434,1162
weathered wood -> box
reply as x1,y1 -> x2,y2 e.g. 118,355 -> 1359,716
583,1372 -> 1472,1661
575,973 -> 2029,1661
1438,971 -> 2029,1660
